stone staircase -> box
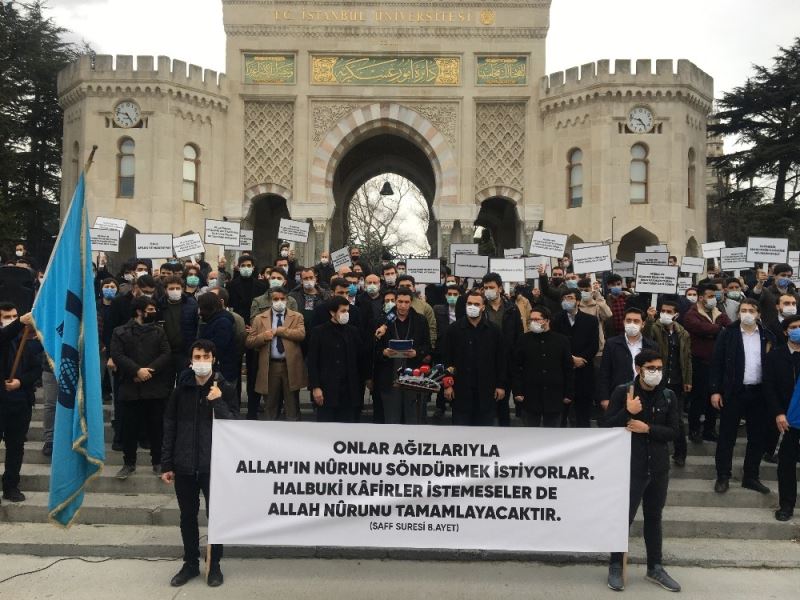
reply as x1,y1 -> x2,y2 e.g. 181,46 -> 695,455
1,395 -> 799,567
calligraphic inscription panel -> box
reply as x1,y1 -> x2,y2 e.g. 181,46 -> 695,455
311,56 -> 461,86
244,54 -> 296,85
476,56 -> 528,86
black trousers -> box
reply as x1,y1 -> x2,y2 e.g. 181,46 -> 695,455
453,388 -> 495,426
174,472 -> 223,565
688,357 -> 717,436
611,470 -> 669,569
525,410 -> 562,428
666,383 -> 687,460
317,404 -> 358,423
245,349 -> 261,420
371,388 -> 385,424
562,367 -> 594,428
122,398 -> 165,467
0,400 -> 32,492
715,385 -> 766,481
777,427 -> 800,510
495,390 -> 510,427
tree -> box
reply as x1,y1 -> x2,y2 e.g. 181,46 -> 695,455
347,174 -> 431,265
0,1 -> 85,265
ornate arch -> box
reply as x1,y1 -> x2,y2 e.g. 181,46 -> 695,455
243,183 -> 293,215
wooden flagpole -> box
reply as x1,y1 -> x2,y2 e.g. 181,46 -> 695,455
7,326 -> 32,382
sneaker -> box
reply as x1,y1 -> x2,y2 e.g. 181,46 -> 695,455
207,563 -> 224,587
2,488 -> 26,502
741,478 -> 771,494
42,442 -> 53,458
170,562 -> 200,587
607,563 -> 624,591
152,464 -> 162,477
646,565 -> 681,592
774,507 -> 794,522
115,465 -> 136,480
714,478 -> 729,493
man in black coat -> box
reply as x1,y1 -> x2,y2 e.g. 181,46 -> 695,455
551,288 -> 599,427
443,290 -> 506,426
513,306 -> 574,427
161,339 -> 239,588
110,296 -> 172,480
602,349 -> 681,593
307,296 -> 369,423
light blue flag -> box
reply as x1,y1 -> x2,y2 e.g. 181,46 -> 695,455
32,173 -> 105,527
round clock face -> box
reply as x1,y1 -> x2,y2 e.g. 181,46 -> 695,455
628,106 -> 654,133
113,101 -> 141,128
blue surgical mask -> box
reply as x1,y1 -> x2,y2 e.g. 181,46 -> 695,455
186,275 -> 200,287
446,295 -> 458,306
714,291 -> 723,302
788,329 -> 800,344
561,300 -> 576,312
348,283 -> 358,297
610,286 -> 622,296
102,287 -> 117,299
383,301 -> 395,313
778,277 -> 792,289
565,280 -> 578,289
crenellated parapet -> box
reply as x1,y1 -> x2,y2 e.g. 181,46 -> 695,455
539,59 -> 713,115
57,54 -> 229,111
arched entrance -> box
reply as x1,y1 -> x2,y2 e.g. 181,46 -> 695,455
616,226 -> 659,261
117,225 -> 141,270
685,236 -> 700,258
474,197 -> 520,256
242,193 -> 290,269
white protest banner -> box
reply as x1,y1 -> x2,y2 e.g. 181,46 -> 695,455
634,252 -> 668,267
680,256 -> 705,274
406,258 -> 441,284
450,243 -> 479,265
455,254 -> 489,279
720,247 -> 753,271
209,421 -> 631,552
571,245 -> 612,274
89,228 -> 119,252
489,258 -> 526,283
93,216 -> 127,236
524,256 -> 549,280
635,264 -> 679,295
331,247 -> 351,270
173,233 -> 206,259
530,231 -> 568,259
503,248 -> 524,259
228,229 -> 254,252
789,251 -> 800,271
747,237 -> 789,265
701,241 -> 726,259
204,219 -> 241,246
135,234 -> 173,259
677,277 -> 693,294
611,261 -> 635,278
572,242 -> 603,250
278,218 -> 311,244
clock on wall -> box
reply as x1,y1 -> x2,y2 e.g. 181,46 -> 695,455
113,100 -> 141,128
627,106 -> 654,133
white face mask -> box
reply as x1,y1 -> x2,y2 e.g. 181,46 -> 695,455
740,313 -> 757,326
705,298 -> 718,309
624,323 -> 641,338
337,311 -> 350,325
782,306 -> 797,317
167,290 -> 182,302
207,279 -> 218,289
303,279 -> 316,290
686,295 -> 697,304
191,361 -> 212,377
135,270 -> 148,279
281,250 -> 289,258
123,273 -> 134,283
466,305 -> 481,319
484,288 -> 498,301
366,283 -> 379,296
272,301 -> 286,314
529,322 -> 544,334
659,313 -> 675,326
642,370 -> 663,388
239,267 -> 253,278
15,250 -> 23,257
384,275 -> 396,286
270,278 -> 284,289
320,257 -> 329,265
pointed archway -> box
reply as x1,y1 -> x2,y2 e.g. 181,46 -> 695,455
616,226 -> 659,261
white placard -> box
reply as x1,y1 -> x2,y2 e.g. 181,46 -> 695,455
450,243 -> 479,265
173,233 -> 206,259
572,242 -> 603,250
89,228 -> 119,252
278,218 -> 311,244
701,241 -> 726,259
204,219 -> 241,246
503,248 -> 524,259
331,247 -> 352,270
677,277 -> 693,294
746,237 -> 789,265
680,256 -> 705,274
455,254 -> 489,279
93,216 -> 126,236
524,256 -> 550,280
228,229 -> 254,252
645,244 -> 669,253
406,258 -> 441,284
209,421 -> 631,552
489,258 -> 526,283
635,264 -> 680,295
789,251 -> 800,270
611,261 -> 635,278
135,234 -> 174,259
634,252 -> 669,266
530,231 -> 568,259
571,245 -> 612,274
720,247 -> 753,271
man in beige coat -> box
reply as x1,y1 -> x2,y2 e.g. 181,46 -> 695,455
245,287 -> 307,420
577,277 -> 612,364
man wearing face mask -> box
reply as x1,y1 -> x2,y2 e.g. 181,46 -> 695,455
678,287 -> 699,322
314,251 -> 334,289
159,276 -> 199,382
250,268 -> 299,321
432,284 -> 462,420
602,350 -> 681,593
604,273 -> 632,337
349,245 -> 372,277
161,339 -> 239,588
197,293 -> 238,386
278,242 -> 297,283
576,277 -> 612,360
289,267 -> 329,353
644,300 -> 692,466
111,296 -> 172,480
442,290 -> 505,426
765,293 -> 798,344
396,274 -> 437,350
751,263 -> 799,324
381,263 -> 399,291
710,299 -> 776,494
683,283 -> 731,443
721,277 -> 745,322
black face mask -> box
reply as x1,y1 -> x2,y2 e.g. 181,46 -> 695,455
551,277 -> 564,286
142,313 -> 158,324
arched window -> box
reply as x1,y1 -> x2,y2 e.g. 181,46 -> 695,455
567,148 -> 583,208
630,143 -> 648,204
687,148 -> 696,209
117,138 -> 135,198
182,144 -> 199,202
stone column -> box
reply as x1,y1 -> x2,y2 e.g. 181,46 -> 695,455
312,219 -> 329,260
524,221 -> 541,254
439,220 -> 454,262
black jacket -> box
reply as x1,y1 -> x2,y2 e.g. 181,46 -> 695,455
603,380 -> 679,476
110,320 -> 173,401
432,304 -> 458,357
307,320 -> 368,408
198,310 -> 238,382
710,321 -> 776,399
512,330 -> 574,414
597,334 -> 657,402
161,370 -> 239,475
227,275 -> 266,325
763,345 -> 800,419
373,308 -> 431,393
0,329 -> 42,404
551,309 -> 600,363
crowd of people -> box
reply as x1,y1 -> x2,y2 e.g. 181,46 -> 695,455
1,240 -> 800,591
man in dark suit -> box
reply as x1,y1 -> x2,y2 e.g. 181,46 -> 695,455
551,288 -> 599,427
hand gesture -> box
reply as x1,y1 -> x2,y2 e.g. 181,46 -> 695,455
626,419 -> 649,434
136,368 -> 154,382
626,387 -> 642,414
646,306 -> 657,319
207,381 -> 222,402
5,379 -> 21,392
710,393 -> 723,409
264,329 -> 275,341
20,312 -> 33,326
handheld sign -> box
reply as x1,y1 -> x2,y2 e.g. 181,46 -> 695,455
789,251 -> 800,271
720,247 -> 753,272
89,228 -> 120,253
204,219 -> 241,246
612,261 -> 635,279
449,243 -> 478,265
330,247 -> 351,270
530,231 -> 568,259
680,256 -> 705,274
524,256 -> 550,280
228,229 -> 254,252
635,265 -> 679,295
701,241 -> 726,259
454,254 -> 489,279
573,242 -> 603,250
503,248 -> 524,259
278,218 -> 310,244
93,216 -> 127,236
489,258 -> 526,283
634,252 -> 669,267
135,234 -> 173,259
571,245 -> 612,274
173,233 -> 206,259
746,237 -> 788,265
677,277 -> 693,294
645,244 -> 668,253
406,258 -> 441,284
